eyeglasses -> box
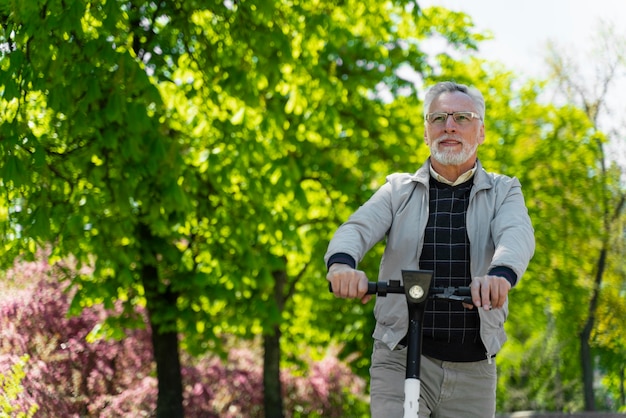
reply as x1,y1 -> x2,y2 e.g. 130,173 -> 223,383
425,111 -> 482,125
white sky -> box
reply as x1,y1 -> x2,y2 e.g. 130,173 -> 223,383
419,0 -> 626,78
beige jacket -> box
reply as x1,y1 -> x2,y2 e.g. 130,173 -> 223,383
325,159 -> 535,358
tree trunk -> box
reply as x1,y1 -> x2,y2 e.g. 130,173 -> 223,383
263,268 -> 287,418
139,224 -> 184,418
580,246 -> 607,411
580,323 -> 595,411
150,322 -> 184,418
264,328 -> 284,418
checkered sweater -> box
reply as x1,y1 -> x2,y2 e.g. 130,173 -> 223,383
420,177 -> 486,362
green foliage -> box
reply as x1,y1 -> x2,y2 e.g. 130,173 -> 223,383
0,0 -> 489,360
0,356 -> 39,418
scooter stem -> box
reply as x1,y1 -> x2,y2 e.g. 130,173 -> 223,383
401,270 -> 433,417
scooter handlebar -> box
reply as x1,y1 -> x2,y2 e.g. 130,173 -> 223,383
328,281 -> 473,304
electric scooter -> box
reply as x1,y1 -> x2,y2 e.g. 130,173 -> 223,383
330,269 -> 472,417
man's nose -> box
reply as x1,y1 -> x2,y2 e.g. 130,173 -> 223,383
444,115 -> 458,130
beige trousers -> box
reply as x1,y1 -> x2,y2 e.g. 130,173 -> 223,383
369,339 -> 497,418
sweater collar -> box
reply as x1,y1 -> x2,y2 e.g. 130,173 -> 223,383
429,164 -> 477,186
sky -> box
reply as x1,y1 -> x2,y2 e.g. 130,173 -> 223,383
419,0 -> 626,78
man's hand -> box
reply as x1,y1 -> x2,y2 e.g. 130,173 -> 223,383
327,263 -> 372,304
468,275 -> 511,311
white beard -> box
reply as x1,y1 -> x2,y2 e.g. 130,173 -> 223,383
430,137 -> 478,166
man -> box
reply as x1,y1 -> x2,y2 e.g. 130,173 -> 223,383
325,81 -> 535,417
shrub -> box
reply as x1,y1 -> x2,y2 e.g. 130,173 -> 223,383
0,257 -> 369,417
0,258 -> 154,417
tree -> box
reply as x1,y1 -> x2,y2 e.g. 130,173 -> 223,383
0,1 -> 490,416
543,21 -> 626,411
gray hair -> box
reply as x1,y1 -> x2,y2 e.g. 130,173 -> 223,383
423,81 -> 485,120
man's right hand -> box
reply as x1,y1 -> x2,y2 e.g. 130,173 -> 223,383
326,263 -> 372,304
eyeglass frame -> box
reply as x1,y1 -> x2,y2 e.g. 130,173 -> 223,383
424,111 -> 482,125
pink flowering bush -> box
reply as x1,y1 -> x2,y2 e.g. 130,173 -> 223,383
0,257 -> 368,417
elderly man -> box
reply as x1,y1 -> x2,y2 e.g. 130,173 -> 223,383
325,81 -> 535,417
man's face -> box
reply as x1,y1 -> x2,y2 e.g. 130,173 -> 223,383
424,91 -> 485,166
